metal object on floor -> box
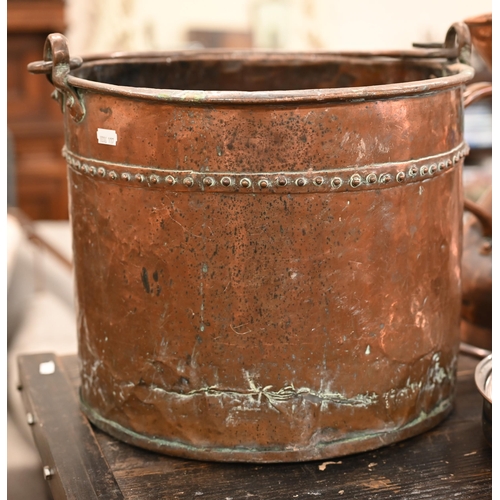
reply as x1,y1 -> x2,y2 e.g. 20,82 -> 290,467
474,354 -> 492,444
28,24 -> 474,462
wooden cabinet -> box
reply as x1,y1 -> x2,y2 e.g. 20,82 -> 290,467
7,0 -> 69,220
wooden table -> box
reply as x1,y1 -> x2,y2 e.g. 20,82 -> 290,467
17,352 -> 491,499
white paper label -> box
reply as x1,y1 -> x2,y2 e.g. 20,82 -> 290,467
97,128 -> 117,146
39,361 -> 56,375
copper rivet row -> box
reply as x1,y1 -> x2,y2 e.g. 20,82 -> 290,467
65,145 -> 467,190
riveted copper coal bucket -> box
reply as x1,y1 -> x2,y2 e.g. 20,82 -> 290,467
29,23 -> 474,463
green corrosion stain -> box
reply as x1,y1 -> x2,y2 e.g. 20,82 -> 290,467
186,92 -> 206,101
156,92 -> 206,102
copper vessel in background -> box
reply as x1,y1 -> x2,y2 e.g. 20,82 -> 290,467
464,13 -> 492,69
461,13 -> 492,351
462,192 -> 492,350
28,24 -> 474,462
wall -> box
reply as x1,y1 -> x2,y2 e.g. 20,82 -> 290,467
65,0 -> 492,55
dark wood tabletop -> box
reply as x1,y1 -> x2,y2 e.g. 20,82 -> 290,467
17,352 -> 491,500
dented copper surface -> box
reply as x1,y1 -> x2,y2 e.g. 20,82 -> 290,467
29,25 -> 474,462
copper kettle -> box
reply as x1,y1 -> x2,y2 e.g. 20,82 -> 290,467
461,13 -> 492,351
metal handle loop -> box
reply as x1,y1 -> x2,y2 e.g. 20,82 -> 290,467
27,33 -> 85,122
444,22 -> 472,64
27,57 -> 83,75
412,21 -> 471,63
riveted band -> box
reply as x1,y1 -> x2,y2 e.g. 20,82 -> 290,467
64,143 -> 468,194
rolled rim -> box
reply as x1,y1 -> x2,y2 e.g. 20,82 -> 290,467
67,50 -> 474,105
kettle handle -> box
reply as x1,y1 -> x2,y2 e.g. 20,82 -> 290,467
463,82 -> 492,107
464,198 -> 492,238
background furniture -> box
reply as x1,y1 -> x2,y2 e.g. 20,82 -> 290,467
7,0 -> 69,220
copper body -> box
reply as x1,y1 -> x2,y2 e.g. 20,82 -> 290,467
29,26 -> 474,462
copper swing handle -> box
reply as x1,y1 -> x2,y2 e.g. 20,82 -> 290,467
27,56 -> 83,75
27,33 -> 85,122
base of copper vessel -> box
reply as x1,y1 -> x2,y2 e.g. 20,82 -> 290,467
81,396 -> 453,463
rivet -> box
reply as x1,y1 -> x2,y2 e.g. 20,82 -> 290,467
203,177 -> 214,187
396,172 -> 405,183
447,159 -> 453,167
26,412 -> 35,425
109,171 -> 117,180
240,178 -> 252,188
366,173 -> 377,184
350,174 -> 362,187
277,176 -> 287,186
43,466 -> 53,481
149,174 -> 159,184
331,177 -> 343,188
420,165 -> 429,175
165,175 -> 175,185
380,174 -> 391,184
135,174 -> 144,182
89,166 -> 97,176
97,167 -> 106,177
429,164 -> 437,174
79,163 -> 86,172
438,162 -> 446,170
221,176 -> 231,187
121,173 -> 131,181
313,176 -> 324,186
259,179 -> 269,188
183,177 -> 194,187
295,178 -> 306,187
409,165 -> 418,177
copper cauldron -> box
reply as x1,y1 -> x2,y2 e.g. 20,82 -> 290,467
28,23 -> 474,462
